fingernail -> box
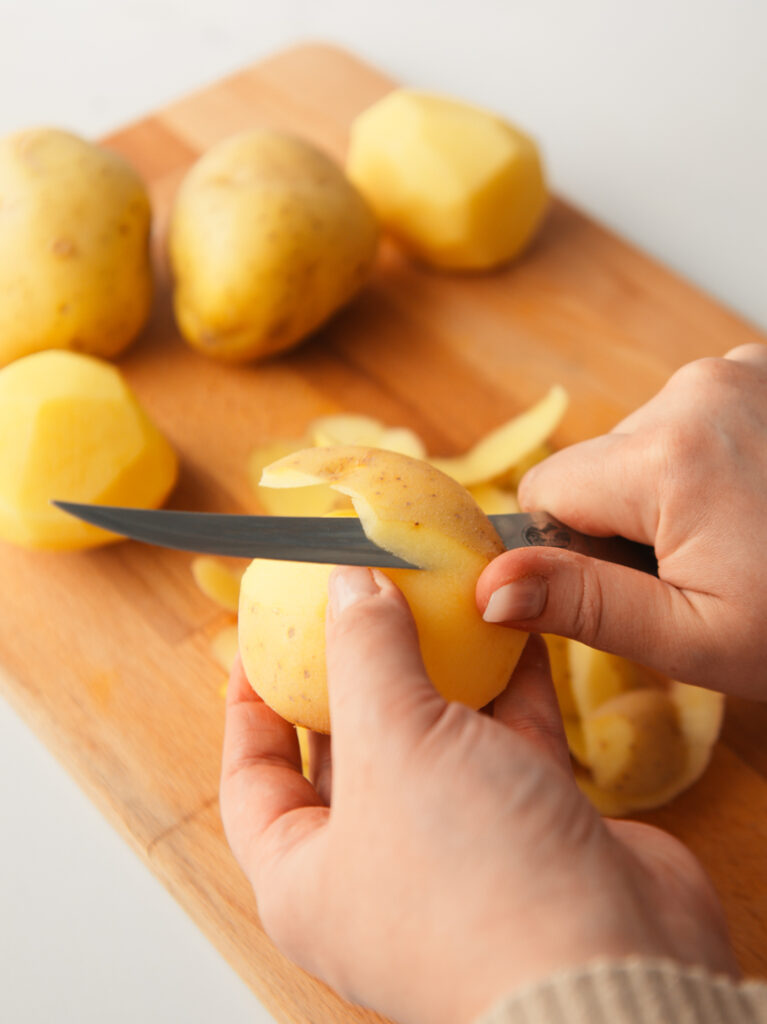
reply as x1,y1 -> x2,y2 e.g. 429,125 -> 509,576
483,578 -> 547,623
329,567 -> 380,617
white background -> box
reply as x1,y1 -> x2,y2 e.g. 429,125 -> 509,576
0,2 -> 765,1022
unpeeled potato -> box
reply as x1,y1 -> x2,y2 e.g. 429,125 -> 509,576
169,130 -> 379,362
0,128 -> 152,367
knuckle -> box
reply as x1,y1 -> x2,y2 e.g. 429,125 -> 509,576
642,418 -> 708,479
668,356 -> 740,402
571,558 -> 607,648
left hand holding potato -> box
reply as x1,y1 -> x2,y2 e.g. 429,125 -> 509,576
221,567 -> 736,1024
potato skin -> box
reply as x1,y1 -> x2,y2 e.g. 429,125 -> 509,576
168,130 -> 379,362
0,128 -> 152,367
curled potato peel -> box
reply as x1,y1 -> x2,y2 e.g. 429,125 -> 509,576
552,636 -> 724,815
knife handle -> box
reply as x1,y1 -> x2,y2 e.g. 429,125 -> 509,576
490,512 -> 659,577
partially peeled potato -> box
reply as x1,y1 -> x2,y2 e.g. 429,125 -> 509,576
238,446 -> 528,733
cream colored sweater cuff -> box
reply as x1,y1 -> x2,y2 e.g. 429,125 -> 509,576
477,959 -> 767,1024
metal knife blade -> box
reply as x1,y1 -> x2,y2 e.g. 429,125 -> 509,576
53,502 -> 658,576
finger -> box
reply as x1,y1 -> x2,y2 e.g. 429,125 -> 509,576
325,566 -> 444,753
517,433 -> 658,544
492,635 -> 571,774
220,654 -> 327,880
476,546 -> 723,686
724,342 -> 767,370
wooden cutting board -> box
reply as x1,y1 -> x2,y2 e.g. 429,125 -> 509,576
2,43 -> 766,1022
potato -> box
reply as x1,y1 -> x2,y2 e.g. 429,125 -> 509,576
0,350 -> 177,549
238,446 -> 527,732
347,89 -> 548,270
0,128 -> 152,366
169,131 -> 378,362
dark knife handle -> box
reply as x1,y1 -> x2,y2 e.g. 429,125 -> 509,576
488,512 -> 658,577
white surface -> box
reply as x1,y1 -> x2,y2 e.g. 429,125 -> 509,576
0,2 -> 765,1022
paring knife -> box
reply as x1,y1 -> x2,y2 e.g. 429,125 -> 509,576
53,502 -> 658,576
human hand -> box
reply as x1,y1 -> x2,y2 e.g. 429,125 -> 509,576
478,344 -> 767,699
221,566 -> 737,1024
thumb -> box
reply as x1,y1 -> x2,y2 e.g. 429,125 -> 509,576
325,567 -> 445,753
476,546 -> 714,685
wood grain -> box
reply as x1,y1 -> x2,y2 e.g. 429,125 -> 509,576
1,42 -> 766,1023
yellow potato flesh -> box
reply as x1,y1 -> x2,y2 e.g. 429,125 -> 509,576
0,351 -> 177,549
468,483 -> 520,515
562,717 -> 589,767
210,625 -> 240,673
347,89 -> 547,270
0,128 -> 152,366
239,446 -> 527,733
169,130 -> 378,362
492,442 -> 552,490
567,642 -> 643,718
430,386 -> 568,486
543,634 -> 578,719
309,414 -> 427,460
191,557 -> 244,613
248,438 -> 342,516
296,726 -> 310,777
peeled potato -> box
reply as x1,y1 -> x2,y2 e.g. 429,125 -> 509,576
238,446 -> 527,732
0,350 -> 177,549
0,128 -> 152,366
347,89 -> 548,270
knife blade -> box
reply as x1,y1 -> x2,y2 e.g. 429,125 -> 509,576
53,502 -> 658,576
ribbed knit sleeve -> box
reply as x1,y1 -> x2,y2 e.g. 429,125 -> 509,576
477,959 -> 767,1024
